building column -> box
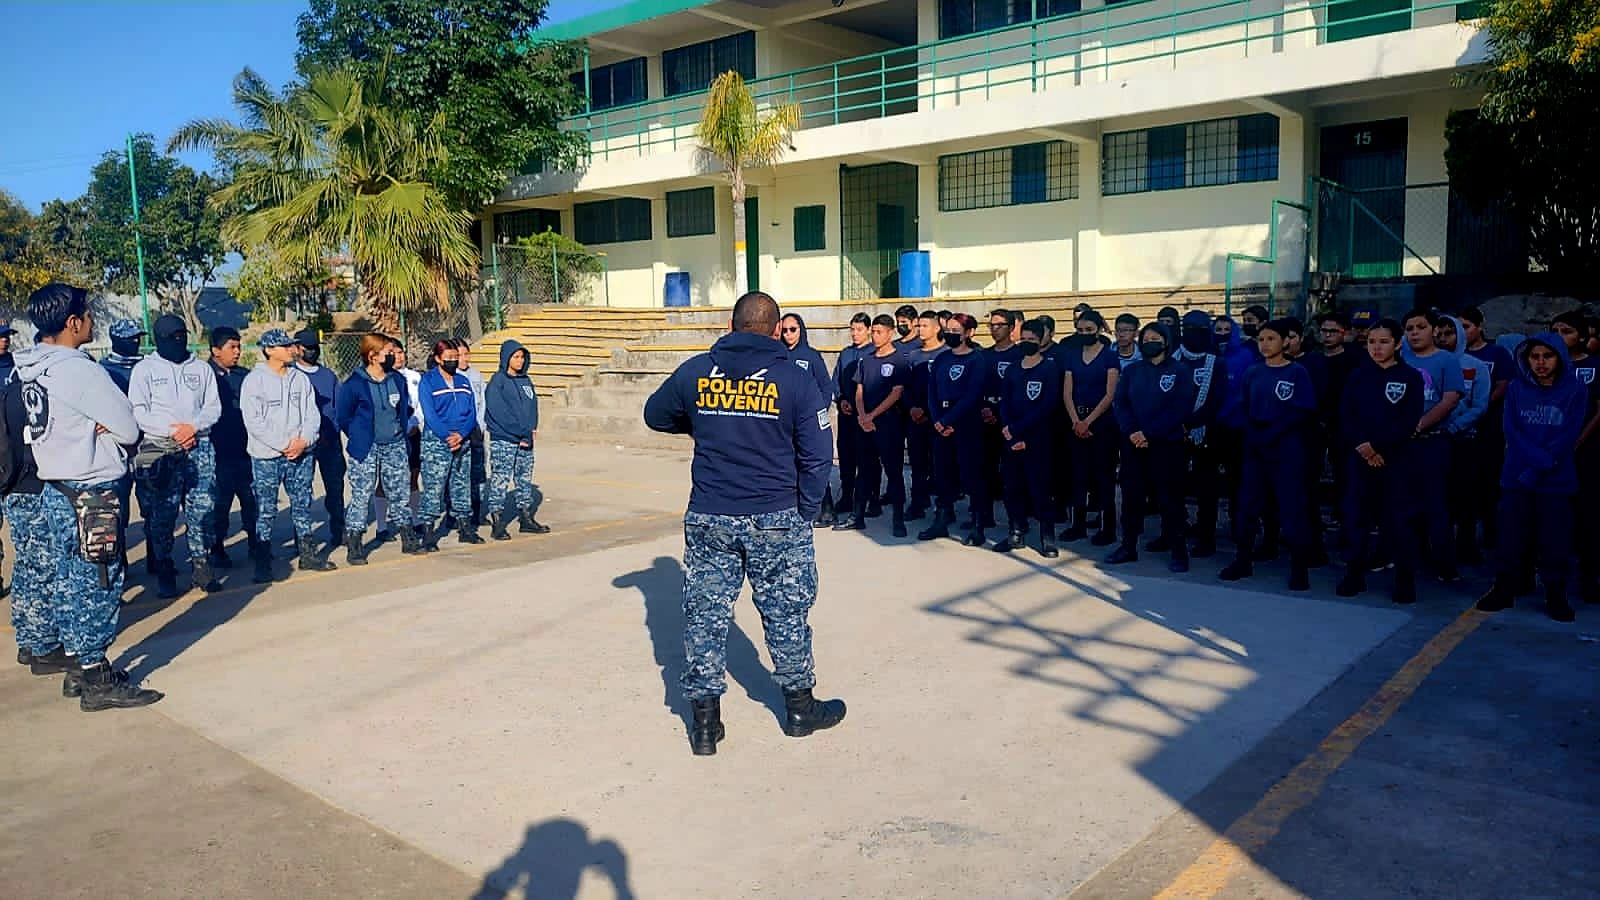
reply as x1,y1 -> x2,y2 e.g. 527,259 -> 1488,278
1074,136 -> 1101,292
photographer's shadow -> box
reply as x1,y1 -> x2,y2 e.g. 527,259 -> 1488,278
613,556 -> 786,727
472,818 -> 633,900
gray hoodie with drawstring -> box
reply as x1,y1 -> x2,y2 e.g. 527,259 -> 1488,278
13,342 -> 139,484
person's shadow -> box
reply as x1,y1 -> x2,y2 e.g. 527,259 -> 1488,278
612,556 -> 786,728
472,819 -> 634,900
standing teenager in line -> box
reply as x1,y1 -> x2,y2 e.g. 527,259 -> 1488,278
977,309 -> 1022,529
293,330 -> 346,543
453,337 -> 489,529
207,326 -> 259,570
1318,312 -> 1357,535
241,329 -> 334,582
903,310 -> 946,521
1283,317 -> 1331,567
851,314 -> 911,538
1060,310 -> 1120,547
1475,333 -> 1586,622
418,338 -> 483,549
993,319 -> 1062,558
1458,306 -> 1514,558
1220,320 -> 1318,591
922,314 -> 987,546
830,313 -> 877,531
1400,309 -> 1465,581
1175,310 -> 1227,558
483,339 -> 551,540
1109,322 -> 1195,571
1336,319 -> 1424,604
1553,311 -> 1600,602
336,333 -> 421,563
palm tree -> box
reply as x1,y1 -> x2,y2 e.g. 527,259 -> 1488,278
170,65 -> 478,333
694,72 -> 800,297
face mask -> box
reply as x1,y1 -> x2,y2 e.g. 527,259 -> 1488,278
300,346 -> 320,366
1181,330 -> 1210,354
1242,323 -> 1260,339
1018,341 -> 1040,357
380,353 -> 396,372
155,334 -> 188,364
441,360 -> 459,375
942,332 -> 964,348
896,324 -> 911,338
111,336 -> 142,358
1140,341 -> 1166,359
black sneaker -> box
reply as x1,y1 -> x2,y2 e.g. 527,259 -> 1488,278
1105,544 -> 1138,565
1090,529 -> 1118,547
1218,557 -> 1253,581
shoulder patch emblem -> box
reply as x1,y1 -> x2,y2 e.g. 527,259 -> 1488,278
1275,379 -> 1295,401
949,364 -> 965,380
1384,382 -> 1406,404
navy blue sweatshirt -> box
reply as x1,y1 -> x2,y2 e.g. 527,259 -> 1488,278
784,315 -> 834,401
832,342 -> 872,414
1240,360 -> 1317,449
1341,359 -> 1424,461
1113,330 -> 1195,442
208,359 -> 250,460
1175,312 -> 1226,427
1291,351 -> 1329,426
982,344 -> 1024,411
336,366 -> 412,462
297,362 -> 341,444
484,339 -> 541,444
1000,356 -> 1061,444
930,348 -> 986,429
1502,333 -> 1586,495
905,342 -> 947,417
644,331 -> 832,519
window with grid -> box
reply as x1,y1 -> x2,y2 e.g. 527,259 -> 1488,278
573,197 -> 652,245
939,0 -> 1036,38
497,208 -> 562,242
570,57 -> 647,112
666,187 -> 716,238
939,141 -> 1078,211
663,31 -> 755,97
793,205 -> 826,251
1103,114 -> 1280,195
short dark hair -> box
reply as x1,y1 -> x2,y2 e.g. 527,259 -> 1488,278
1279,316 -> 1306,337
731,291 -> 780,334
918,309 -> 938,321
27,283 -> 90,338
1115,313 -> 1140,329
1369,317 -> 1405,342
1552,310 -> 1587,331
1402,308 -> 1436,328
938,309 -> 954,320
1021,317 -> 1047,340
1242,304 -> 1269,321
989,308 -> 1020,326
1037,314 -> 1056,334
872,313 -> 896,330
209,326 -> 242,348
1075,309 -> 1108,332
1320,311 -> 1351,329
1458,306 -> 1485,328
894,304 -> 918,320
849,312 -> 871,327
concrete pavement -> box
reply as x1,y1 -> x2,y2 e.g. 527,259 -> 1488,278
2,441 -> 1597,898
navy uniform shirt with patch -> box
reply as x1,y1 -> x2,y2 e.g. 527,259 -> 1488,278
856,348 -> 911,415
1000,357 -> 1062,443
930,349 -> 986,428
1570,353 -> 1600,415
1063,341 -> 1120,413
982,344 -> 1024,409
1241,360 -> 1317,449
1113,356 -> 1195,442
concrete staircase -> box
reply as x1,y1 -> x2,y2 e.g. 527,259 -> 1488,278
472,285 -> 1264,448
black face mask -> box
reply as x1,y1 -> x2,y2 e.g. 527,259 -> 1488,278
896,324 -> 911,338
110,336 -> 141,358
1242,323 -> 1260,339
379,353 -> 396,373
155,334 -> 188,364
942,332 -> 964,348
1181,330 -> 1210,354
440,360 -> 459,375
1140,341 -> 1167,360
300,346 -> 320,366
1018,340 -> 1041,357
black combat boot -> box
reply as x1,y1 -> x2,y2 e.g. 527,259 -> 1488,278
1105,542 -> 1139,565
63,661 -> 126,698
192,560 -> 222,594
28,647 -> 73,676
345,531 -> 370,565
1145,534 -> 1172,553
1288,552 -> 1311,592
155,561 -> 180,600
813,489 -> 836,529
421,520 -> 443,552
1039,525 -> 1059,559
1545,581 -> 1575,623
865,499 -> 883,519
992,526 -> 1026,553
782,688 -> 847,737
1059,510 -> 1087,543
400,527 -> 423,555
891,505 -> 907,538
689,697 -> 725,756
488,512 -> 511,541
917,508 -> 951,542
1169,541 -> 1190,574
962,526 -> 986,547
518,510 -> 551,534
75,661 -> 162,712
1476,577 -> 1515,612
297,536 -> 336,572
208,542 -> 233,569
1219,549 -> 1254,582
457,522 -> 486,545
1336,565 -> 1367,597
252,543 -> 274,584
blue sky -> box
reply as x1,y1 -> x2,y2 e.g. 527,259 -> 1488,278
0,0 -> 598,211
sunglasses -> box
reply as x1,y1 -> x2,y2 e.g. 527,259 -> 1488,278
780,326 -> 800,334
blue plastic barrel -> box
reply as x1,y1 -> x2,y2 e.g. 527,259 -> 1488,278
898,250 -> 931,299
664,272 -> 691,307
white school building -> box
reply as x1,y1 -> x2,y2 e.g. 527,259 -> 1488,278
480,0 -> 1516,309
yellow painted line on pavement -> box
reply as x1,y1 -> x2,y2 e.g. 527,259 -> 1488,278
1151,607 -> 1487,900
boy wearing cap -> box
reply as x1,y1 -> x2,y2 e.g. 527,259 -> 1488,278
293,329 -> 346,543
129,315 -> 222,597
241,329 -> 334,582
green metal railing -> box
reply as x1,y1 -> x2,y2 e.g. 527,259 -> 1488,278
483,243 -> 611,325
1224,197 -> 1311,315
550,0 -> 1466,163
1310,175 -> 1443,279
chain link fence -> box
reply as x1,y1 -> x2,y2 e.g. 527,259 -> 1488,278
482,240 -> 610,320
319,286 -> 486,379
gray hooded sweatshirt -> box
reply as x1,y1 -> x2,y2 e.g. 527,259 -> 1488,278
129,352 -> 222,440
239,363 -> 321,460
13,342 -> 139,484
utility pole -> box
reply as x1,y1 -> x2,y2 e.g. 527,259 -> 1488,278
126,133 -> 151,341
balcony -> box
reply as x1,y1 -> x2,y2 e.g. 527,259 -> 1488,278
551,0 -> 1478,166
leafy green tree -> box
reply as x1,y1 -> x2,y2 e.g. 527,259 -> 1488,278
1446,0 -> 1600,275
695,72 -> 799,297
295,0 -> 587,209
0,191 -> 91,307
171,65 -> 480,334
225,245 -> 335,324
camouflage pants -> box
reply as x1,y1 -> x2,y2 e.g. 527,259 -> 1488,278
487,440 -> 535,516
419,433 -> 471,522
252,454 -> 316,545
345,441 -> 414,535
680,508 -> 818,701
138,437 -> 216,567
5,492 -> 57,655
41,480 -> 125,665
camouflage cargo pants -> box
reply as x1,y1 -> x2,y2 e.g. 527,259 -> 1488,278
345,441 -> 414,535
5,492 -> 57,655
487,439 -> 535,516
680,508 -> 818,701
138,437 -> 216,567
41,480 -> 125,665
419,433 -> 471,522
252,454 -> 316,545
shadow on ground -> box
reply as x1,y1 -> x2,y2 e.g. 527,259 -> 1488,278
472,818 -> 634,900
